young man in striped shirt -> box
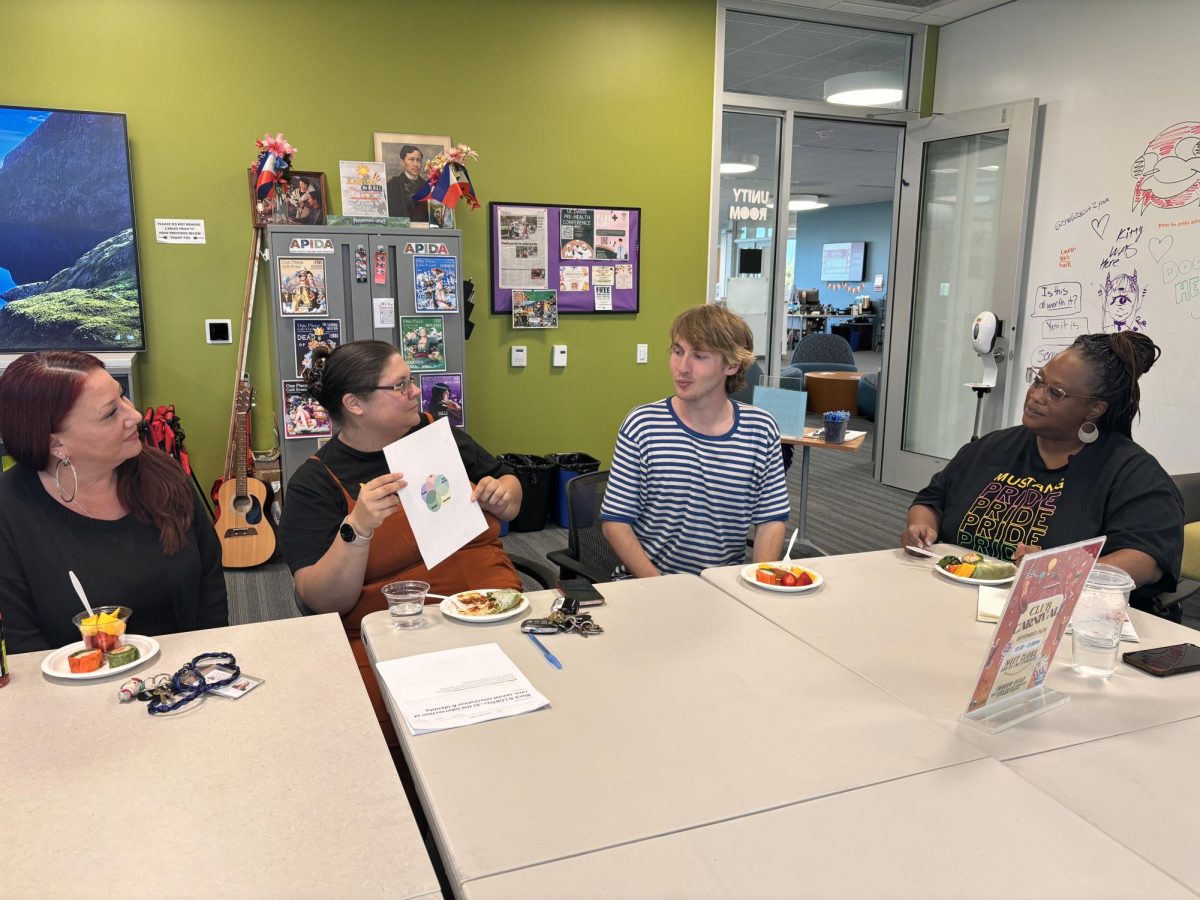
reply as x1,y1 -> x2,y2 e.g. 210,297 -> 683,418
600,304 -> 790,576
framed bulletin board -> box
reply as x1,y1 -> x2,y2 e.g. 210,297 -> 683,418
490,202 -> 641,313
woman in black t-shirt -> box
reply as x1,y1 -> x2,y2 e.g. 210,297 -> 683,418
0,351 -> 227,653
901,332 -> 1183,611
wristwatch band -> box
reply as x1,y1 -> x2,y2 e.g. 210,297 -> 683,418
339,517 -> 372,545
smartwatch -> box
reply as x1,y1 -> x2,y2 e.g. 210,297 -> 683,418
339,517 -> 372,545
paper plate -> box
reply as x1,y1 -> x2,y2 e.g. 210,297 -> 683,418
41,634 -> 160,680
740,563 -> 824,593
440,590 -> 531,623
934,565 -> 1016,587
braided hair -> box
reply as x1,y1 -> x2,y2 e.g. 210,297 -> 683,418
301,339 -> 399,426
1068,332 -> 1160,438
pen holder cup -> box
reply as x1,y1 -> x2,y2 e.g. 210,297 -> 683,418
823,413 -> 848,444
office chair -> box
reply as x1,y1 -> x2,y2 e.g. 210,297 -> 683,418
1152,472 -> 1200,620
546,470 -> 623,584
779,333 -> 857,389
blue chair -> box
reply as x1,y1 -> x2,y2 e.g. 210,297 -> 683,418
857,371 -> 879,421
779,334 -> 857,389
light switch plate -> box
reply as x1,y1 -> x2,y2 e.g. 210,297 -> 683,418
552,344 -> 568,367
511,345 -> 527,367
636,343 -> 648,364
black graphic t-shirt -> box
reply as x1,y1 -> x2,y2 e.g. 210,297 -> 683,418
912,426 -> 1183,601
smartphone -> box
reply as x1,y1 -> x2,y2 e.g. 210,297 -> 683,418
520,618 -> 561,634
1122,643 -> 1200,677
560,577 -> 606,607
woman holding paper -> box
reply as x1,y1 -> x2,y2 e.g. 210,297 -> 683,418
900,331 -> 1182,616
280,341 -> 521,741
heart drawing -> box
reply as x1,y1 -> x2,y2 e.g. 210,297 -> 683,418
1148,235 -> 1173,262
1090,214 -> 1111,239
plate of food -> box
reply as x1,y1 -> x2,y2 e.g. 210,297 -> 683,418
933,552 -> 1018,586
40,634 -> 160,681
740,562 -> 823,593
440,589 -> 530,623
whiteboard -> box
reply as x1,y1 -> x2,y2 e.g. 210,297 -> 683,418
935,0 -> 1199,474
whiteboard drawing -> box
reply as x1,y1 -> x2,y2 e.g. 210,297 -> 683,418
1099,270 -> 1148,333
1131,122 -> 1200,214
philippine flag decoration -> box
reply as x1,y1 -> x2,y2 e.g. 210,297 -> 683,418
253,132 -> 297,200
413,143 -> 480,210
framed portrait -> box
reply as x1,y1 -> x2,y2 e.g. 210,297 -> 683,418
373,132 -> 452,226
282,171 -> 327,226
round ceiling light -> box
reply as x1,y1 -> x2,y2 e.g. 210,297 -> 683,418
823,71 -> 904,107
789,194 -> 828,212
720,153 -> 759,175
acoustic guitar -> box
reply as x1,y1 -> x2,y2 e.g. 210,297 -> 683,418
215,380 -> 276,568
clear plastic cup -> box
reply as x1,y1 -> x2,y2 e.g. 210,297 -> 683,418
1071,564 -> 1135,678
72,606 -> 131,657
383,581 -> 429,630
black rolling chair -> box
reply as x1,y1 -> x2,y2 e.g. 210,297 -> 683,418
1151,472 -> 1200,620
546,470 -> 622,584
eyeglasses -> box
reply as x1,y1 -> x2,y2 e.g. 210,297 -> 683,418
1024,367 -> 1102,403
372,377 -> 414,394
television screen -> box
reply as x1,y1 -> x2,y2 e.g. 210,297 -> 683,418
738,247 -> 763,275
0,105 -> 145,352
820,241 -> 865,282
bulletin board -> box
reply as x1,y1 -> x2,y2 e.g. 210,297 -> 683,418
489,202 -> 641,313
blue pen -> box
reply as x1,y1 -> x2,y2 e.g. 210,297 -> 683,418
527,632 -> 562,669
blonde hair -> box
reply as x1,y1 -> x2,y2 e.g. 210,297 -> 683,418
668,304 -> 755,394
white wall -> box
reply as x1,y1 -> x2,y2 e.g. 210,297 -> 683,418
935,0 -> 1199,474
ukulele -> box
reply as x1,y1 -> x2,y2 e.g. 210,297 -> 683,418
215,380 -> 277,567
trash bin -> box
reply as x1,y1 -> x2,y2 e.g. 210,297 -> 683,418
497,454 -> 556,532
548,452 -> 601,528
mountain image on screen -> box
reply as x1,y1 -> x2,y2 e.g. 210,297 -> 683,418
0,106 -> 145,351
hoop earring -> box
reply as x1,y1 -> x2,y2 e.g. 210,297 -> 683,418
54,455 -> 79,502
1078,420 -> 1099,444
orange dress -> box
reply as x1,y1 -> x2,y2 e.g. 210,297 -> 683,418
316,462 -> 520,746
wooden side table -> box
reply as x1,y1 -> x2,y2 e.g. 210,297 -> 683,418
804,371 -> 862,415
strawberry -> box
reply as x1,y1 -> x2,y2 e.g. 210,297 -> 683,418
781,572 -> 798,587
797,571 -> 813,586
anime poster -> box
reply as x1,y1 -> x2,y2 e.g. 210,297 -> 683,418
400,315 -> 447,372
512,290 -> 558,329
278,257 -> 328,316
414,256 -> 459,312
559,208 -> 595,259
420,372 -> 464,428
594,209 -> 630,260
965,537 -> 1105,715
293,319 -> 341,377
282,379 -> 332,440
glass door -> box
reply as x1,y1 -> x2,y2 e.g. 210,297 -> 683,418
879,99 -> 1039,491
716,111 -> 783,364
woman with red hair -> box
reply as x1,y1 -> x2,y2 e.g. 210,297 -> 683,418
0,351 -> 227,653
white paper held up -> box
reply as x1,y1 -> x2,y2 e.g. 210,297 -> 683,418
383,417 -> 488,570
376,643 -> 550,735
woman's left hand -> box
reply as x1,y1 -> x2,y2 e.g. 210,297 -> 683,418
1012,542 -> 1039,563
472,475 -> 519,520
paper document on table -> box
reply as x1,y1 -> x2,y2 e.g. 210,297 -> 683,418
376,643 -> 551,735
803,429 -> 866,442
1065,613 -> 1140,642
383,416 -> 487,570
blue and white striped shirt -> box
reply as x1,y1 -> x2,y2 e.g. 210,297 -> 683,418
600,398 -> 790,575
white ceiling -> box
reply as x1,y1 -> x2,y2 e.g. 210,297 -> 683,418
720,0 -> 1014,210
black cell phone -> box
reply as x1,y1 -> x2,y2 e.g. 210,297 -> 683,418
560,577 -> 606,607
1122,643 -> 1200,677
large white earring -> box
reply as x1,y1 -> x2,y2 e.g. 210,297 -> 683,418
1078,420 -> 1099,444
54,455 -> 79,502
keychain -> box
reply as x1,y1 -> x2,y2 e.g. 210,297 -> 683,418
355,244 -> 369,283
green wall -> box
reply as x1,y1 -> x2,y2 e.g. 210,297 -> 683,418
1,0 -> 716,489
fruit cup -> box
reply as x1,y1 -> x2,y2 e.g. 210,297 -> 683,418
73,606 -> 132,656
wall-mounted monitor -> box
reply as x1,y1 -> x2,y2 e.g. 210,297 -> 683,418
0,105 -> 145,352
738,247 -> 763,275
820,241 -> 865,282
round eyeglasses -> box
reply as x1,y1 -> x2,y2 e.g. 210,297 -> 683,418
1024,367 -> 1102,403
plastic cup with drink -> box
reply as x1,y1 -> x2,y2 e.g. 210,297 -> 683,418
1071,564 -> 1135,678
383,581 -> 429,630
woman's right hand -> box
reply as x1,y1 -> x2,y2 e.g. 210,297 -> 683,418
900,523 -> 939,552
350,473 -> 408,535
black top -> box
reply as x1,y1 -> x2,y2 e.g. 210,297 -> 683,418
912,425 -> 1183,601
0,465 -> 228,654
280,419 -> 513,574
